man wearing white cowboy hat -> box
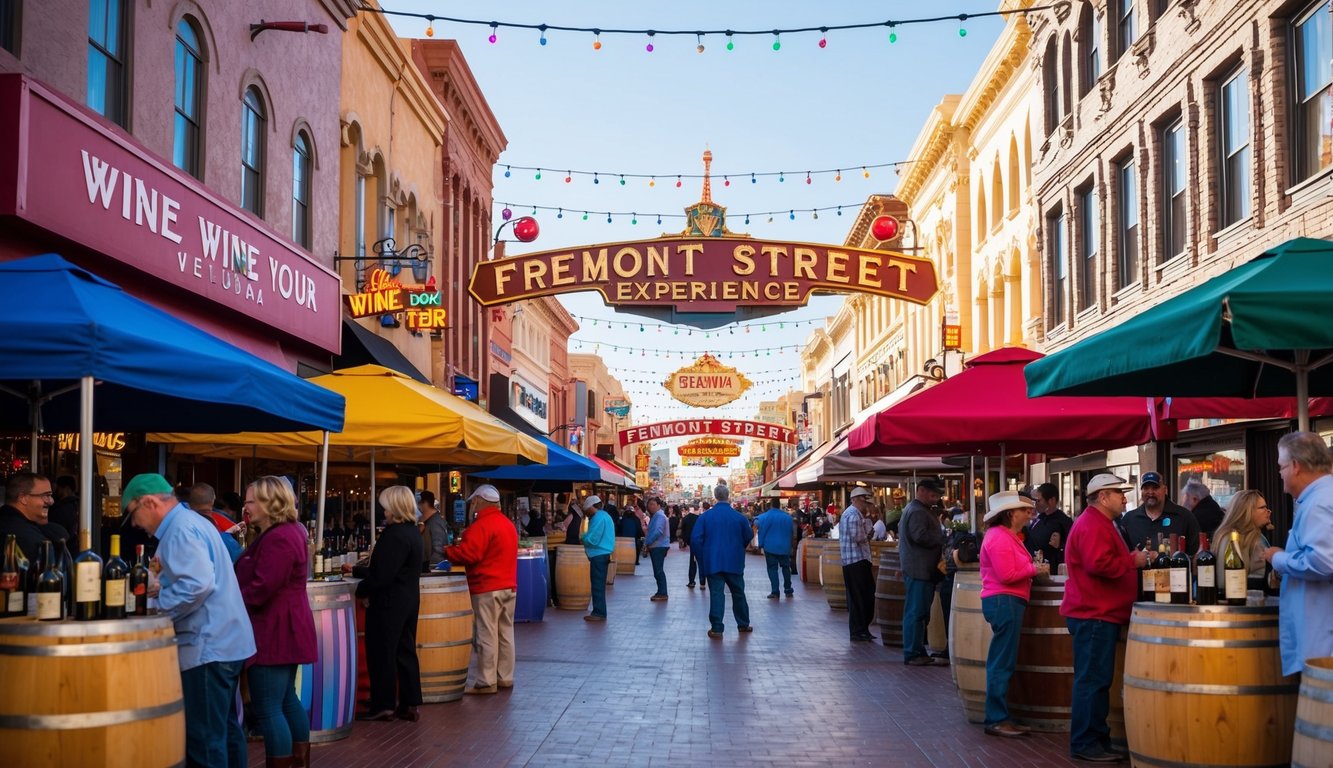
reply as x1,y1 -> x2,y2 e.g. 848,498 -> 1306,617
580,495 -> 615,622
1061,474 -> 1152,763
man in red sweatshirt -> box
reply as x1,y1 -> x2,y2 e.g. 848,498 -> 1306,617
444,484 -> 518,695
1061,474 -> 1151,763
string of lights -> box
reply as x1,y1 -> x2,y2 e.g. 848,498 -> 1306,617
497,200 -> 866,225
368,5 -> 1056,51
499,162 -> 904,186
601,365 -> 801,377
574,315 -> 820,335
572,340 -> 801,357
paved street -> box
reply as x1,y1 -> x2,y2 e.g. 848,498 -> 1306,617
253,550 -> 1087,767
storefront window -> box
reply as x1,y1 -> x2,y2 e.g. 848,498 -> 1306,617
1176,449 -> 1245,510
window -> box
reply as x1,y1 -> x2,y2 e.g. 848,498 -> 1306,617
1161,118 -> 1187,261
87,0 -> 127,126
1078,186 -> 1098,312
1081,7 -> 1101,96
292,132 -> 312,248
1219,68 -> 1251,226
240,87 -> 266,216
1043,37 -> 1059,134
1,0 -> 19,54
1048,208 -> 1067,327
1117,157 -> 1140,289
173,19 -> 203,178
1115,0 -> 1137,62
1292,3 -> 1332,183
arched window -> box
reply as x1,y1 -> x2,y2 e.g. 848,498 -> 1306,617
1061,32 -> 1073,119
1008,135 -> 1021,211
292,131 -> 313,248
241,86 -> 266,216
991,158 -> 1004,228
173,18 -> 204,178
1079,4 -> 1101,97
1043,37 -> 1059,134
976,180 -> 988,240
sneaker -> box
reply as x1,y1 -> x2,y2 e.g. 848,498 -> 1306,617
1071,748 -> 1125,763
650,594 -> 668,602
687,582 -> 696,588
766,593 -> 779,599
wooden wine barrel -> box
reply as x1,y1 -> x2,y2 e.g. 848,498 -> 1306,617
820,550 -> 847,610
0,616 -> 185,767
1293,657 -> 1333,768
299,579 -> 358,741
874,544 -> 904,647
1124,603 -> 1297,767
554,545 -> 592,611
417,573 -> 473,703
1007,578 -> 1073,732
614,537 -> 636,575
804,539 -> 830,585
869,540 -> 892,586
948,570 -> 989,724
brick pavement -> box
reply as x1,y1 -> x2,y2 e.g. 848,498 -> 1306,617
250,550 -> 1087,767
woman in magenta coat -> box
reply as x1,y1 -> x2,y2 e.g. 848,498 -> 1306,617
236,476 -> 318,767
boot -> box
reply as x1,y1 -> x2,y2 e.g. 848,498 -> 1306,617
292,742 -> 311,768
266,756 -> 295,768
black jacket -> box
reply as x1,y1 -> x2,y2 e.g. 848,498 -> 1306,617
354,521 -> 422,618
1025,509 -> 1073,568
0,505 -> 68,562
678,512 -> 699,546
1191,495 -> 1225,538
1122,500 -> 1201,555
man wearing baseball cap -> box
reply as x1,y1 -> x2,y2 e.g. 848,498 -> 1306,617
445,484 -> 518,694
581,495 -> 615,622
1061,474 -> 1151,763
1121,471 -> 1201,556
122,472 -> 254,767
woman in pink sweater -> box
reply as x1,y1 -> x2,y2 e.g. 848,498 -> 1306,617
978,490 -> 1048,739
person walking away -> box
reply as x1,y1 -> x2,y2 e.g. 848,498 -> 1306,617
1179,479 -> 1225,539
1026,482 -> 1072,571
679,504 -> 703,590
899,478 -> 947,665
839,488 -> 877,641
444,484 -> 518,695
643,497 -> 671,601
618,502 -> 645,565
1061,474 -> 1150,763
979,491 -> 1045,739
349,486 -> 423,722
581,495 -> 614,621
235,477 -> 317,768
123,473 -> 254,767
1262,432 -> 1333,675
756,497 -> 795,598
690,485 -> 753,638
419,490 -> 450,569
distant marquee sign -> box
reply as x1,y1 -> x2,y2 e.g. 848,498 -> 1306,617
662,353 -> 752,408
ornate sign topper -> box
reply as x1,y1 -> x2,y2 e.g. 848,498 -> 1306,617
619,419 -> 795,448
662,353 -> 752,408
678,438 -> 742,459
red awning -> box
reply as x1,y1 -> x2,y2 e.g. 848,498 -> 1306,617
591,456 -> 638,489
849,347 -> 1164,458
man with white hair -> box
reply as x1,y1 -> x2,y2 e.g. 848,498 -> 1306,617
1179,479 -> 1224,538
690,484 -> 753,638
444,484 -> 518,694
840,487 -> 878,642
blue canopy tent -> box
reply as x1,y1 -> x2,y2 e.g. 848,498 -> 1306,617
472,436 -> 606,491
0,254 -> 346,535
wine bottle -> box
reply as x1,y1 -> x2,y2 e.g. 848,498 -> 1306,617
313,536 -> 326,581
56,538 -> 75,619
1153,538 -> 1172,604
36,542 -> 63,622
1195,533 -> 1217,605
1223,530 -> 1247,606
72,528 -> 103,620
26,537 -> 46,616
102,535 -> 128,620
1169,534 -> 1191,604
1,534 -> 23,617
1138,538 -> 1154,602
128,545 -> 149,616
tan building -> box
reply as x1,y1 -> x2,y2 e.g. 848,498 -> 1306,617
491,297 -> 578,440
568,353 -> 632,466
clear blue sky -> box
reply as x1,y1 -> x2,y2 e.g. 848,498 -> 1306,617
384,1 -> 1006,483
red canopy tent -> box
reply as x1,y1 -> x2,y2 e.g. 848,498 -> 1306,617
849,347 -> 1166,457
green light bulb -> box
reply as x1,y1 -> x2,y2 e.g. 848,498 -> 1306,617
889,31 -> 897,44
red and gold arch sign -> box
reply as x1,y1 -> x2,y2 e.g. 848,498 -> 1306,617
619,419 -> 795,447
663,353 -> 751,408
678,438 -> 742,460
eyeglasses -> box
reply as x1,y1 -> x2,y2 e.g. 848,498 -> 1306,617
24,491 -> 54,500
1278,462 -> 1293,473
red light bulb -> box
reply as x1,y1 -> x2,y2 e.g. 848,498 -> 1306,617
871,215 -> 899,242
513,217 -> 540,242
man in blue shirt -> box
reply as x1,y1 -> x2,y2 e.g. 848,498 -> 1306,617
1263,432 -> 1333,675
581,495 -> 614,622
643,497 -> 671,601
690,484 -> 753,638
755,497 -> 795,598
124,473 -> 255,768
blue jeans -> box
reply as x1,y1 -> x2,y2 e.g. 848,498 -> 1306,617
982,594 -> 1027,726
649,547 -> 668,596
706,572 -> 751,633
588,554 -> 610,617
247,663 -> 310,757
902,575 -> 935,661
1067,617 -> 1120,754
764,552 -> 793,594
180,659 -> 247,768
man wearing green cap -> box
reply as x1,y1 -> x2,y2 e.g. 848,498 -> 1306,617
123,473 -> 255,768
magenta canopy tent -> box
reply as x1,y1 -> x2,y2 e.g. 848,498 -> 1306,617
848,347 -> 1164,458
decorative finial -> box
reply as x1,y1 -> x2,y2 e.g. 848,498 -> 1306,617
700,150 -> 714,205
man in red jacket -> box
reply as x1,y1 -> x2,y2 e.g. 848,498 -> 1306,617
444,484 -> 518,695
1061,474 -> 1151,763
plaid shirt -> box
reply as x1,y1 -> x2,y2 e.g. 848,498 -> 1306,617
838,504 -> 872,565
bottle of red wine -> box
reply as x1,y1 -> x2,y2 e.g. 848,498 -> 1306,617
102,535 -> 129,620
128,545 -> 150,617
0,534 -> 24,617
1194,533 -> 1217,605
56,538 -> 75,619
1169,533 -> 1191,605
37,541 -> 64,622
73,528 -> 103,620
26,536 -> 47,616
1137,538 -> 1154,602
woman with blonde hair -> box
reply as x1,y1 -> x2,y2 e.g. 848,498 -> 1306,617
349,485 -> 423,722
1211,489 -> 1273,591
235,476 -> 317,768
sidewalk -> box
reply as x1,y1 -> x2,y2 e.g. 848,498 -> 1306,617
251,549 -> 1087,767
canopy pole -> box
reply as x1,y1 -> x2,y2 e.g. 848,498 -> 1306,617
1000,442 -> 1007,493
1296,351 -> 1311,432
315,431 -> 329,553
369,448 -> 377,549
969,456 -> 977,532
79,376 -> 94,540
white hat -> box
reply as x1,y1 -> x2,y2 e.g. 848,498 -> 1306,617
850,487 -> 873,499
1085,473 -> 1134,495
468,484 -> 500,503
984,490 -> 1035,522
582,494 -> 602,510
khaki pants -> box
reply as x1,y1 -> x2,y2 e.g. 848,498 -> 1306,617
468,589 -> 516,688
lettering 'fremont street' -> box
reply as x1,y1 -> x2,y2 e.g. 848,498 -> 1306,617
619,419 -> 795,448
